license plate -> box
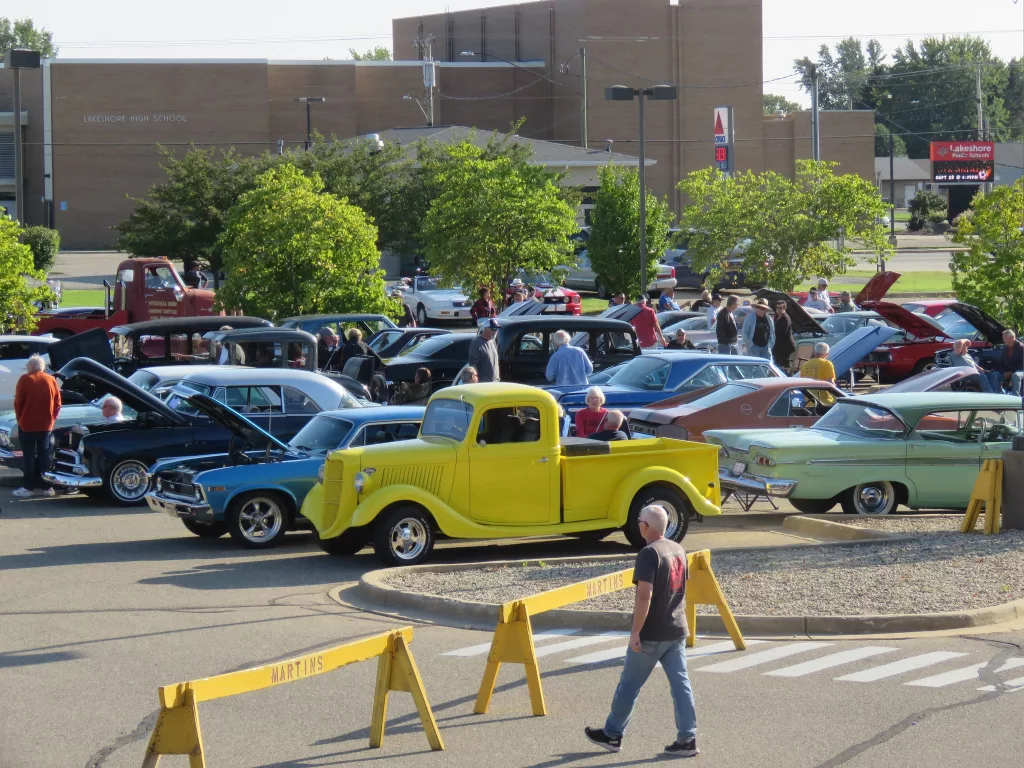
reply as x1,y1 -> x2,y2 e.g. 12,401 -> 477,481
731,461 -> 746,476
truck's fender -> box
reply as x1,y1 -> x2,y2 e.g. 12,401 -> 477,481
609,466 -> 721,526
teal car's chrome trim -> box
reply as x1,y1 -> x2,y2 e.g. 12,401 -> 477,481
718,468 -> 797,498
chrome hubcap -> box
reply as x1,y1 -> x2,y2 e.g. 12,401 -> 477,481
654,500 -> 682,539
112,462 -> 148,501
390,517 -> 427,560
238,498 -> 283,542
857,484 -> 889,514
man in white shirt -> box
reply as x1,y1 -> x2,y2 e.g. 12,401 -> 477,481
101,397 -> 125,424
706,294 -> 722,329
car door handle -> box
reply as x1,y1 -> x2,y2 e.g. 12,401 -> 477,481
537,457 -> 549,463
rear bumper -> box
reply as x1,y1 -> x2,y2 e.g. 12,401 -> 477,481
718,468 -> 797,498
145,491 -> 215,522
42,471 -> 103,489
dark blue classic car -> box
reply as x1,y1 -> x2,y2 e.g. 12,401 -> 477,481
547,352 -> 784,419
145,397 -> 425,548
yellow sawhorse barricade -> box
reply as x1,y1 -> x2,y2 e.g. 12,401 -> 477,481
141,627 -> 443,767
961,458 -> 1004,535
474,549 -> 745,717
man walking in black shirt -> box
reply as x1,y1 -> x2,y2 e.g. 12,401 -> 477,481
772,300 -> 796,371
585,504 -> 699,758
715,295 -> 739,355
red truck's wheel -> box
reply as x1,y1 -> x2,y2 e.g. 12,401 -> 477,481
624,485 -> 691,548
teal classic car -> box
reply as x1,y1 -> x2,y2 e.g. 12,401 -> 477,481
706,393 -> 1023,515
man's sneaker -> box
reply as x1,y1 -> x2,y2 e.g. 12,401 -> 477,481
12,488 -> 35,497
665,738 -> 700,757
40,488 -> 56,497
584,727 -> 621,753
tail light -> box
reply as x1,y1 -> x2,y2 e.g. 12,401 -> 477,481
755,455 -> 776,467
665,266 -> 675,278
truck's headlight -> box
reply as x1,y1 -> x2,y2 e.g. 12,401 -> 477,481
193,484 -> 204,502
354,471 -> 368,493
77,440 -> 86,457
317,464 -> 326,485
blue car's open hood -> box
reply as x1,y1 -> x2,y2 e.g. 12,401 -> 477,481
827,325 -> 899,377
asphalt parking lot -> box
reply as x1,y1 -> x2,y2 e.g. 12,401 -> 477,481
4,483 -> 1024,768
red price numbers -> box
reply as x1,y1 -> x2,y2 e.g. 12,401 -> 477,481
715,146 -> 728,163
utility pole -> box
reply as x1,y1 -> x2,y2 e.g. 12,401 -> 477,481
414,35 -> 436,127
579,47 -> 588,149
810,65 -> 820,161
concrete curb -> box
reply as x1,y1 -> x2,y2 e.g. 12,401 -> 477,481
346,544 -> 1024,636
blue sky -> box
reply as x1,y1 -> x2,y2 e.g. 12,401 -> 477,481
14,0 -> 1024,106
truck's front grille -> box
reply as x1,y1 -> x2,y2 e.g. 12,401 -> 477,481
157,469 -> 196,500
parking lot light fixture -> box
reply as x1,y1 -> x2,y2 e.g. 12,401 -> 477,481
295,97 -> 326,151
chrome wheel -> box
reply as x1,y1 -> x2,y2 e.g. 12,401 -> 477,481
389,517 -> 428,561
108,460 -> 149,504
654,499 -> 683,540
844,481 -> 896,516
237,497 -> 284,543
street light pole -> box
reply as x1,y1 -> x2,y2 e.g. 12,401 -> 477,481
4,49 -> 42,224
605,84 -> 677,296
295,97 -> 326,151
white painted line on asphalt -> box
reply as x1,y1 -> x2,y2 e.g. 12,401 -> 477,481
835,652 -> 967,683
564,638 -> 767,666
441,629 -> 581,657
533,632 -> 630,658
977,674 -> 1024,692
765,646 -> 897,678
697,642 -> 833,673
907,658 -> 1024,688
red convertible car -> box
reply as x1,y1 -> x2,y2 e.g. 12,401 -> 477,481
858,301 -> 1006,381
506,275 -> 582,315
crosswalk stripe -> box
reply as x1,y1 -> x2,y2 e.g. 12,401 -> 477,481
907,658 -> 1024,688
697,642 -> 833,673
835,652 -> 967,683
977,674 -> 1024,692
441,629 -> 581,657
564,638 -> 767,666
533,632 -> 629,658
765,646 -> 897,677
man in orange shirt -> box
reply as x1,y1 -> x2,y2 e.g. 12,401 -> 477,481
13,355 -> 62,498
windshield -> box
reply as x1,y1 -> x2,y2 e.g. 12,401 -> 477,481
166,381 -> 215,416
414,276 -> 441,291
663,317 -> 710,333
685,383 -> 755,408
421,399 -> 473,441
288,415 -> 355,454
607,357 -> 673,391
932,318 -> 978,340
813,402 -> 907,439
399,335 -> 453,358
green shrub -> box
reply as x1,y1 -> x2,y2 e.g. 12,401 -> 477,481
20,227 -> 61,272
907,190 -> 947,232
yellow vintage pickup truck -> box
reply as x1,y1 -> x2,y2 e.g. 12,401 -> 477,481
301,383 -> 721,565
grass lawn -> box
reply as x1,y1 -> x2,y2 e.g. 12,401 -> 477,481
59,289 -> 106,307
894,211 -> 911,222
829,270 -> 952,294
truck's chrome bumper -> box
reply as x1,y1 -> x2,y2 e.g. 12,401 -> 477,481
718,468 -> 797,498
145,492 -> 214,521
42,471 -> 103,489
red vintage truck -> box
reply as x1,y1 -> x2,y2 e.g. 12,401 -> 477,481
34,258 -> 220,339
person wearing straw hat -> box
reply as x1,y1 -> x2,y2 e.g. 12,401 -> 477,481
741,298 -> 775,360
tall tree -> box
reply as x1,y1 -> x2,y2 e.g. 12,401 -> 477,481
677,161 -> 890,292
795,37 -> 881,111
349,46 -> 392,61
0,17 -> 57,57
587,164 -> 673,297
0,217 -> 52,333
763,93 -> 801,115
874,123 -> 907,158
421,143 -> 579,297
216,164 -> 393,321
949,180 -> 1024,331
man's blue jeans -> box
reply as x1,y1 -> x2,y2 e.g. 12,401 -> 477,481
604,638 -> 697,743
716,343 -> 738,355
748,344 -> 771,360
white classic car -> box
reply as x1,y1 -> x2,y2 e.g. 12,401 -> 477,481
400,276 -> 473,325
0,335 -> 59,411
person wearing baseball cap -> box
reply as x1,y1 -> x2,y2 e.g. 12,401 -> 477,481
469,318 -> 501,381
741,298 -> 775,360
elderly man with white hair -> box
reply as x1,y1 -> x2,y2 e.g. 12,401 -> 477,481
545,329 -> 593,386
12,354 -> 62,498
585,503 -> 699,757
101,396 -> 125,424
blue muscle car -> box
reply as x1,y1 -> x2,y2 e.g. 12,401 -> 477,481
145,396 -> 424,548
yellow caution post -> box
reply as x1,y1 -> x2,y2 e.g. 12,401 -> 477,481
961,459 -> 1004,535
141,627 -> 442,768
473,549 -> 743,717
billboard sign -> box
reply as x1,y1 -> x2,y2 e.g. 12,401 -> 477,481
930,141 -> 994,183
